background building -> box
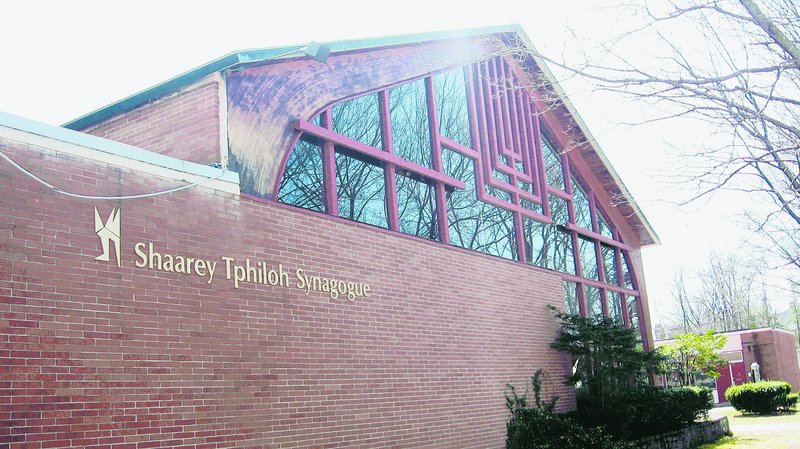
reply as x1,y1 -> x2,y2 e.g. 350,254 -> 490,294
657,328 -> 800,403
1,26 -> 657,448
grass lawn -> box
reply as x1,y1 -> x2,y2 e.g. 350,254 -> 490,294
697,407 -> 800,449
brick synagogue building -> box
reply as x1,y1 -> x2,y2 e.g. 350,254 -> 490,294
1,26 -> 658,448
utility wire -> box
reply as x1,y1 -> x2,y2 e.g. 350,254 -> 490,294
0,148 -> 230,200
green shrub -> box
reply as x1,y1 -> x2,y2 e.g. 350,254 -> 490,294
571,386 -> 713,439
779,392 -> 798,411
725,381 -> 794,414
506,371 -> 637,449
506,410 -> 637,449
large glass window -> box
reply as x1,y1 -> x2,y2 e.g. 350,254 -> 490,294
336,150 -> 387,228
524,217 -> 574,274
564,281 -> 580,316
572,178 -> 592,230
627,296 -> 642,341
598,212 -> 614,239
332,93 -> 382,149
396,173 -> 437,240
277,58 -> 643,331
277,139 -> 325,212
390,79 -> 432,168
578,236 -> 599,281
609,293 -> 623,323
525,195 -> 575,273
601,244 -> 619,285
434,69 -> 471,147
542,137 -> 565,190
444,149 -> 515,259
585,286 -> 603,318
622,253 -> 634,289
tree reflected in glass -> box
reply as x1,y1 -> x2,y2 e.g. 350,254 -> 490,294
277,139 -> 325,212
396,173 -> 437,240
443,149 -> 515,259
435,68 -> 471,148
333,93 -> 383,149
336,149 -> 387,228
390,79 -> 432,168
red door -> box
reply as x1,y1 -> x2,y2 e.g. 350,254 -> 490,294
716,362 -> 747,402
731,362 -> 748,385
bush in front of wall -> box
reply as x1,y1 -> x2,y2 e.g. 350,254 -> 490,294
506,370 -> 637,449
571,385 -> 713,440
782,393 -> 799,411
725,381 -> 795,414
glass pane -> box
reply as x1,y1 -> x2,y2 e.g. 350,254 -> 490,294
541,136 -> 565,190
621,252 -> 634,289
277,139 -> 325,212
585,286 -> 603,318
486,185 -> 511,202
443,149 -> 515,260
336,150 -> 387,228
332,93 -> 382,149
549,195 -> 569,225
390,79 -> 432,168
601,244 -> 619,285
627,296 -> 642,340
492,169 -> 511,184
564,281 -> 580,316
578,236 -> 599,281
609,293 -> 623,324
434,68 -> 471,148
520,199 -> 542,213
597,212 -> 614,239
524,217 -> 575,274
396,174 -> 438,240
571,178 -> 592,230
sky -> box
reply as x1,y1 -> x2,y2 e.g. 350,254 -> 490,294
1,0 -> 789,331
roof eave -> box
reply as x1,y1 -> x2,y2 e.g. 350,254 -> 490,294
62,24 -> 522,131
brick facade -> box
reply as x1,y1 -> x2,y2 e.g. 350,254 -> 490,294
79,80 -> 222,166
741,329 -> 800,390
1,141 -> 574,448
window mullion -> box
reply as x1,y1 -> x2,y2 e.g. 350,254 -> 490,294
378,90 -> 400,231
425,76 -> 449,244
321,109 -> 338,216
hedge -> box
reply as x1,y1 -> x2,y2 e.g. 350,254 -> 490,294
725,381 -> 796,414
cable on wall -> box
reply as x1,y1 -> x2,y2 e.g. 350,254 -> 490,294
0,148 -> 229,200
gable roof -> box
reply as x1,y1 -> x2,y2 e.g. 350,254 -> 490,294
62,24 -> 659,247
63,25 -> 519,131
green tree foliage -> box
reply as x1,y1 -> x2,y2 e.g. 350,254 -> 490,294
507,310 -> 713,445
659,331 -> 728,386
548,306 -> 663,409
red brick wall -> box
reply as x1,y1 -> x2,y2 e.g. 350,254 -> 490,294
79,81 -> 221,165
0,142 -> 574,449
772,331 -> 800,391
741,330 -> 800,391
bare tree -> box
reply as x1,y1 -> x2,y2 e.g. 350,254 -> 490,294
665,252 -> 781,336
506,0 -> 800,270
666,250 -> 782,336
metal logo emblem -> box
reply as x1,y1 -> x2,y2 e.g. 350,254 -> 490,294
94,207 -> 121,267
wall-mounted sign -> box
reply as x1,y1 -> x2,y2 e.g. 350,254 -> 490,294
92,207 -> 371,301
